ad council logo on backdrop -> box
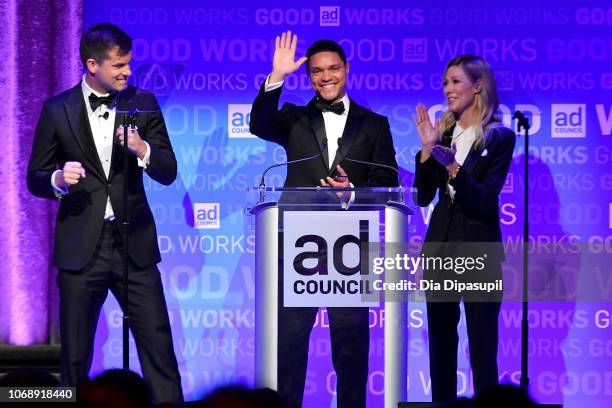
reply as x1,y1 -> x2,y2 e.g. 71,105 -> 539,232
194,203 -> 221,229
551,104 -> 586,138
320,6 -> 340,26
228,104 -> 256,138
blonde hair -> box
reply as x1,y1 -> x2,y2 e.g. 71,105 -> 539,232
440,55 -> 501,149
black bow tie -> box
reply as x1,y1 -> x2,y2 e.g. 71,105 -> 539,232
314,99 -> 345,115
89,93 -> 117,111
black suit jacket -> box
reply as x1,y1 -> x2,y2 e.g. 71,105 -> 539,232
414,124 -> 516,244
249,84 -> 398,189
27,84 -> 177,271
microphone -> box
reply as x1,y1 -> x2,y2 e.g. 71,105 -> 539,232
98,111 -> 110,120
512,110 -> 525,121
513,110 -> 530,133
258,139 -> 328,190
336,138 -> 403,189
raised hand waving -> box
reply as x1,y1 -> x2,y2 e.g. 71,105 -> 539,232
270,31 -> 308,83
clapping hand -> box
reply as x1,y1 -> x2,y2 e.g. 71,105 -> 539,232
431,145 -> 457,168
320,164 -> 351,204
413,103 -> 440,149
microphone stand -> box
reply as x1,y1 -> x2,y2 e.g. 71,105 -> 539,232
337,138 -> 404,202
257,141 -> 327,203
120,108 -> 137,370
513,110 -> 531,391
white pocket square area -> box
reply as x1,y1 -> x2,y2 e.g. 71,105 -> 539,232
481,149 -> 488,157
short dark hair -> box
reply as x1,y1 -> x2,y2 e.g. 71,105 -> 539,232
79,23 -> 132,67
305,39 -> 347,72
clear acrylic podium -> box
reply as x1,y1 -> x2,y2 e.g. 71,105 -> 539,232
247,186 -> 413,408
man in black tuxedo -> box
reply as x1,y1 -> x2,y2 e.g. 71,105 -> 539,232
249,31 -> 398,408
26,23 -> 182,404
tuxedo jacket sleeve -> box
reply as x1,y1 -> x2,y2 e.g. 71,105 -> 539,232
26,85 -> 176,271
414,149 -> 447,208
27,101 -> 59,198
249,83 -> 295,146
139,93 -> 177,186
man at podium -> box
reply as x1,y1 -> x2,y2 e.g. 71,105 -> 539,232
249,31 -> 399,408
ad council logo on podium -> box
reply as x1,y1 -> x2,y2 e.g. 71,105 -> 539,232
403,38 -> 427,63
283,211 -> 379,307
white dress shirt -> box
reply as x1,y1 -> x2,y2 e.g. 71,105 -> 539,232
448,124 -> 476,199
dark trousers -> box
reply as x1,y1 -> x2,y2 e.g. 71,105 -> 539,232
278,306 -> 369,408
57,221 -> 183,405
426,300 -> 501,402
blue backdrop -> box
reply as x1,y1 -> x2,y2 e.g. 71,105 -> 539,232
84,1 -> 612,406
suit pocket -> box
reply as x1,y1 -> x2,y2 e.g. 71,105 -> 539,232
60,189 -> 92,212
132,200 -> 147,210
129,200 -> 154,227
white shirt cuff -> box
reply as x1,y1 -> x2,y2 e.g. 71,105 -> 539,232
341,183 -> 356,210
137,141 -> 151,169
264,75 -> 284,92
51,170 -> 69,197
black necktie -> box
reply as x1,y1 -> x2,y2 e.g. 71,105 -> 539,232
314,99 -> 345,115
89,93 -> 117,111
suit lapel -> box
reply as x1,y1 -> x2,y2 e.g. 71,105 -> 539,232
306,104 -> 329,170
328,100 -> 365,176
64,85 -> 106,180
460,126 -> 497,176
446,124 -> 492,176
